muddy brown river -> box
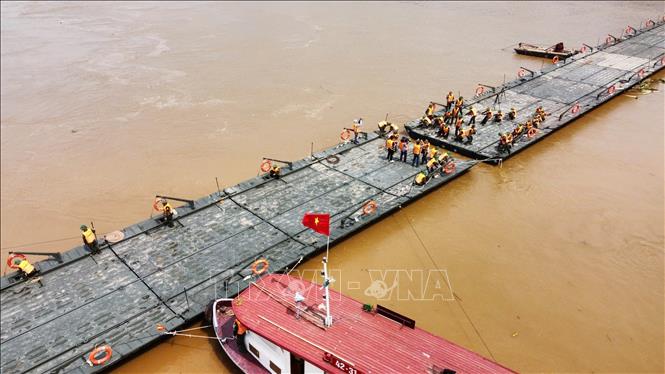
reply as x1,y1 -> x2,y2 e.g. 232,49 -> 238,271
1,2 -> 663,373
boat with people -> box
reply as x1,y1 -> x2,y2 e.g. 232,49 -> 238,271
207,259 -> 515,374
514,42 -> 578,59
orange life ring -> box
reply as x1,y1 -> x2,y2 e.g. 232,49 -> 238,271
340,129 -> 351,141
571,103 -> 580,114
7,254 -> 26,269
88,345 -> 112,366
552,56 -> 559,64
638,68 -> 645,79
152,197 -> 165,212
580,45 -> 588,53
156,324 -> 166,332
625,26 -> 634,34
475,86 -> 484,96
517,69 -> 526,78
527,128 -> 537,139
251,259 -> 269,275
443,162 -> 456,174
362,201 -> 377,215
260,159 -> 272,173
606,35 -> 614,44
646,19 -> 655,27
607,85 -> 616,95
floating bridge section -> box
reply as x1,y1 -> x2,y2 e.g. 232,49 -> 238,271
406,21 -> 665,161
0,133 -> 473,374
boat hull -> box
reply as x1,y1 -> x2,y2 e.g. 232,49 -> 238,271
514,48 -> 578,59
210,299 -> 268,374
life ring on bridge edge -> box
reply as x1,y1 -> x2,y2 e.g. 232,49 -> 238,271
362,201 -> 378,215
571,103 -> 580,114
444,162 -> 456,174
517,69 -> 526,78
527,128 -> 537,139
551,56 -> 559,64
625,26 -> 634,35
605,35 -> 614,45
645,19 -> 655,27
607,85 -> 616,95
152,197 -> 165,212
638,68 -> 645,79
88,345 -> 112,366
475,86 -> 484,96
7,254 -> 26,269
580,45 -> 588,53
340,130 -> 351,141
260,159 -> 272,173
251,259 -> 269,275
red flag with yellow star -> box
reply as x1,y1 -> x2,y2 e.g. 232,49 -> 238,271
302,213 -> 330,236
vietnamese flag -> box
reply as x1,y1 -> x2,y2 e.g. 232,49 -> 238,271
302,213 -> 330,236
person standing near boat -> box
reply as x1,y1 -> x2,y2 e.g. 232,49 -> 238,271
233,319 -> 247,352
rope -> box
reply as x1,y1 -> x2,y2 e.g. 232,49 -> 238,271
1,236 -> 80,250
403,212 -> 497,362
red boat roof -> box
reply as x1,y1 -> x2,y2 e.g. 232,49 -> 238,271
233,274 -> 515,374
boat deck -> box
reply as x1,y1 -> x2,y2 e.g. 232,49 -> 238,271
0,133 -> 473,374
406,21 -> 665,162
233,274 -> 515,374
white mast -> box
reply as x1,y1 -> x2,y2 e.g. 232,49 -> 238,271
322,235 -> 332,327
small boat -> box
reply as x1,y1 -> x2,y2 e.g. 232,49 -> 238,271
514,42 -> 579,59
209,270 -> 516,374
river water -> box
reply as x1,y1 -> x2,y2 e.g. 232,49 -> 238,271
1,1 -> 663,373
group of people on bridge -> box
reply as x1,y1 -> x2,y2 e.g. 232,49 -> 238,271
383,134 -> 454,186
498,106 -> 550,154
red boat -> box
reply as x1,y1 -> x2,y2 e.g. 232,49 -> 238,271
209,271 -> 515,374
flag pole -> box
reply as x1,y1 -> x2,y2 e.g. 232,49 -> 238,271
323,233 -> 332,327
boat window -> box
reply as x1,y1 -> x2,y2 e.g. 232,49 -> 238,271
269,361 -> 281,374
248,343 -> 260,359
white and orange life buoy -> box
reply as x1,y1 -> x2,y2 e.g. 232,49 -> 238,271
638,68 -> 645,79
443,162 -> 456,174
580,45 -> 588,53
362,200 -> 377,215
152,198 -> 165,212
552,56 -> 559,64
88,345 -> 112,366
645,19 -> 655,27
7,254 -> 26,269
260,159 -> 272,173
607,85 -> 616,95
251,258 -> 269,275
340,129 -> 351,141
475,86 -> 484,96
571,103 -> 580,115
606,35 -> 615,44
517,69 -> 526,78
527,128 -> 537,139
625,26 -> 635,35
